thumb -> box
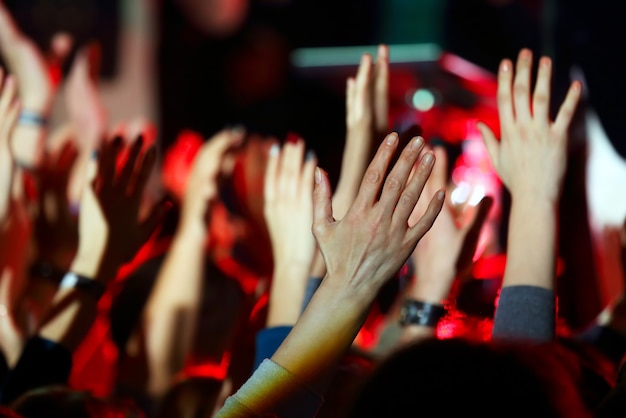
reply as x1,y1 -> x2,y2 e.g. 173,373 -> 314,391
312,167 -> 334,238
477,121 -> 499,169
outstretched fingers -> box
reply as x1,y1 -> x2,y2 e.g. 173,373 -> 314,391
379,136 -> 425,213
351,133 -> 399,210
391,148 -> 435,226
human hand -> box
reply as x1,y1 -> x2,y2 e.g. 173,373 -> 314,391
477,49 -> 581,203
310,46 -> 389,277
0,69 -> 20,223
0,3 -> 71,112
33,142 -> 79,271
66,43 -> 107,151
313,133 -> 444,300
409,146 -> 493,303
179,128 -> 245,238
335,45 -> 389,218
263,139 -> 317,326
70,135 -> 166,280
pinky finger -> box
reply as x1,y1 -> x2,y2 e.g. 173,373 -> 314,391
553,81 -> 582,134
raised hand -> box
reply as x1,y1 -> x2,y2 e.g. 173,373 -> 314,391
313,133 -> 443,303
70,135 -> 165,281
408,146 -> 493,304
0,69 -> 20,223
478,49 -> 581,203
310,46 -> 390,278
480,49 -> 581,341
179,128 -> 245,238
263,139 -> 317,326
0,3 -> 71,166
66,44 -> 107,151
0,3 -> 70,113
335,45 -> 389,218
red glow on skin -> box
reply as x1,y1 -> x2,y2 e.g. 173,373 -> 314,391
161,130 -> 204,199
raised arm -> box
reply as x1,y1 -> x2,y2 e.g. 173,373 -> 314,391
0,3 -> 71,167
215,133 -> 443,417
310,46 -> 389,278
39,135 -> 165,350
478,49 -> 581,340
263,139 -> 317,328
142,128 -> 244,396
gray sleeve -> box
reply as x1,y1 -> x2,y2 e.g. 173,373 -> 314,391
214,359 -> 323,418
492,285 -> 555,342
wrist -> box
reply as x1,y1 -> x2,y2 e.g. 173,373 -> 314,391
410,268 -> 456,304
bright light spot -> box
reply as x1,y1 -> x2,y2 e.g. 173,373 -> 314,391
468,183 -> 486,206
412,89 -> 435,112
451,181 -> 471,205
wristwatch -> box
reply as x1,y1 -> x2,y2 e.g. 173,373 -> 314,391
399,299 -> 447,328
60,272 -> 106,301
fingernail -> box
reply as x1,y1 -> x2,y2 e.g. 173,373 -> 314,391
424,153 -> 434,165
501,60 -> 510,72
540,57 -> 551,68
306,150 -> 316,161
411,136 -> 424,150
437,190 -> 445,201
315,167 -> 322,184
386,133 -> 398,145
269,144 -> 280,157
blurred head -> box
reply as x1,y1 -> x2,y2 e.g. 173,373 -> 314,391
12,386 -> 144,418
350,338 -> 591,418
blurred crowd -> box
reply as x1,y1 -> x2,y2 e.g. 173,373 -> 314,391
0,0 -> 625,417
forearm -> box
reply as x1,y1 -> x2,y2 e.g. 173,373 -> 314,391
143,227 -> 206,395
267,263 -> 310,327
504,197 -> 558,290
271,278 -> 372,396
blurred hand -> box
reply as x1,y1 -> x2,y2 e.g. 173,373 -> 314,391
66,43 -> 107,150
313,133 -> 444,298
179,128 -> 245,238
0,70 -> 20,223
310,46 -> 389,277
264,139 -> 317,269
478,49 -> 581,203
263,139 -> 317,326
408,146 -> 493,303
334,45 -> 389,218
71,135 -> 166,280
0,2 -> 71,112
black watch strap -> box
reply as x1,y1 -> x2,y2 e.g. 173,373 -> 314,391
399,299 -> 447,328
60,273 -> 106,301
